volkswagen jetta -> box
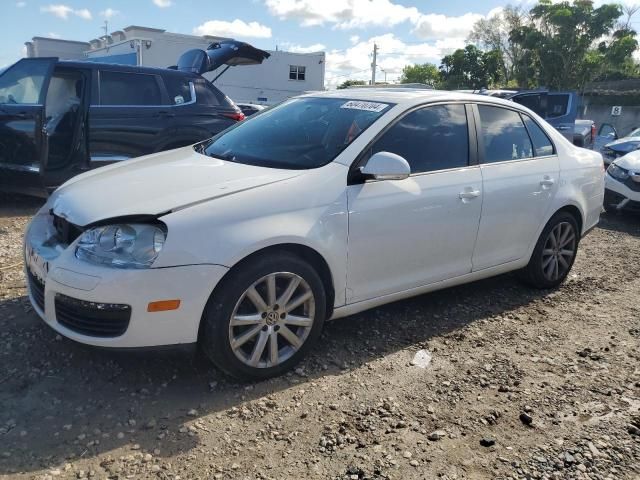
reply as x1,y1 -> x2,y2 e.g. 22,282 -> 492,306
24,90 -> 604,379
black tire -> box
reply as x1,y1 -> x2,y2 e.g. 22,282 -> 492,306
200,252 -> 326,380
518,211 -> 580,289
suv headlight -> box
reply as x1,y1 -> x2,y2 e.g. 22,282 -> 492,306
75,223 -> 166,269
607,163 -> 630,181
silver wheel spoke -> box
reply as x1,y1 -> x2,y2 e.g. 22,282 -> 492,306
231,324 -> 262,349
558,224 -> 570,246
560,233 -> 575,249
560,248 -> 573,257
279,325 -> 303,349
231,314 -> 263,326
269,331 -> 279,366
542,248 -> 554,256
544,258 -> 554,277
284,315 -> 313,327
542,254 -> 554,269
246,286 -> 268,312
558,254 -> 570,269
285,290 -> 312,313
277,276 -> 301,308
266,274 -> 277,307
248,331 -> 269,366
229,272 -> 315,369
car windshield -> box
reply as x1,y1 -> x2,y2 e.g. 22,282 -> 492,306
202,97 -> 392,169
627,128 -> 640,138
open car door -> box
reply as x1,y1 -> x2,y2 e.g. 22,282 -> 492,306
175,40 -> 270,79
0,58 -> 56,196
509,90 -> 577,142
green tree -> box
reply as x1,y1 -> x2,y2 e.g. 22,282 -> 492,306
468,5 -> 526,84
439,45 -> 504,89
510,0 -> 623,89
336,79 -> 367,89
399,63 -> 441,86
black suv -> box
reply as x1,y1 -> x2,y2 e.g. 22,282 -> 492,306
0,40 -> 269,196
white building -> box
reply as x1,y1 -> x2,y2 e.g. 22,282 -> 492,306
25,25 -> 325,105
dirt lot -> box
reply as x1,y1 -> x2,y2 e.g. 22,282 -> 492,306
0,192 -> 639,480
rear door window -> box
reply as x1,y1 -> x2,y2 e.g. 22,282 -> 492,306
546,94 -> 569,118
370,104 -> 469,174
163,76 -> 193,105
522,115 -> 554,156
477,105 -> 534,163
512,94 -> 545,117
99,71 -> 163,106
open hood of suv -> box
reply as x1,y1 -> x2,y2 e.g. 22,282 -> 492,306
176,40 -> 270,75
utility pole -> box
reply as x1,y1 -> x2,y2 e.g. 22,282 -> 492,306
102,20 -> 109,37
371,43 -> 377,85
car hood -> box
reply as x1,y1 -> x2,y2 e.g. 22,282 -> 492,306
613,150 -> 640,171
49,147 -> 302,227
605,137 -> 640,151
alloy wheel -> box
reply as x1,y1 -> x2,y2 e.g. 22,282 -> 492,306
228,272 -> 316,368
541,221 -> 576,282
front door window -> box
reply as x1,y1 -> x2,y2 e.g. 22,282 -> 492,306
0,59 -> 54,105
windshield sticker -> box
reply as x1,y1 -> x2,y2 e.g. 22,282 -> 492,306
340,101 -> 389,113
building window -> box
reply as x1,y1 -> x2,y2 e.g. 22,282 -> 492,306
289,65 -> 306,81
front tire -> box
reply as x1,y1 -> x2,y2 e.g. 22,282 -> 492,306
519,211 -> 579,289
200,252 -> 326,380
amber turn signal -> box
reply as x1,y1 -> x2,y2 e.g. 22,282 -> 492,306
147,299 -> 181,312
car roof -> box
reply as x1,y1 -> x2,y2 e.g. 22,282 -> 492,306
302,88 -> 519,109
56,60 -> 200,79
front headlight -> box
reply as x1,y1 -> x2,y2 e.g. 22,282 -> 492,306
607,163 -> 630,181
75,223 -> 166,269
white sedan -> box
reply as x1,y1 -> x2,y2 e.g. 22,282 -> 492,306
24,90 -> 605,379
604,150 -> 640,213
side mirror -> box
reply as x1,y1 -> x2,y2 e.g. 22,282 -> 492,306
360,151 -> 411,181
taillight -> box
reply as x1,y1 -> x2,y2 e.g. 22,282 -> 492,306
591,124 -> 596,143
223,112 -> 245,122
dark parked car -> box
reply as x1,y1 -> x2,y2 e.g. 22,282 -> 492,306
0,40 -> 269,196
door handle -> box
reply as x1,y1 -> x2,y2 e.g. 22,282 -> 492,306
459,189 -> 481,200
540,176 -> 555,188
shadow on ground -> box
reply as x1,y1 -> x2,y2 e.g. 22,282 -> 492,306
0,269 -> 547,475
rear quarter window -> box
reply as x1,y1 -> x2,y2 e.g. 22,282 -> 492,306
195,81 -> 223,106
163,76 -> 193,105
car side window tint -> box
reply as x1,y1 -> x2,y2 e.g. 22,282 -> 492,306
163,76 -> 192,105
512,94 -> 545,117
0,59 -> 52,104
100,71 -> 162,106
547,94 -> 569,118
522,115 -> 554,157
370,104 -> 469,174
194,81 -> 221,106
477,105 -> 533,163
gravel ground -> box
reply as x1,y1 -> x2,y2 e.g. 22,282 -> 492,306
0,191 -> 639,480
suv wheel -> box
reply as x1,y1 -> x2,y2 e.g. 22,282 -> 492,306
200,252 -> 326,380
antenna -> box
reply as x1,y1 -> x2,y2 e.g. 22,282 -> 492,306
103,20 -> 109,37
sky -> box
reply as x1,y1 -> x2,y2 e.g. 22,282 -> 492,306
1,0 -> 637,87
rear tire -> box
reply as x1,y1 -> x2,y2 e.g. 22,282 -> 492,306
200,252 -> 326,380
519,211 -> 579,289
